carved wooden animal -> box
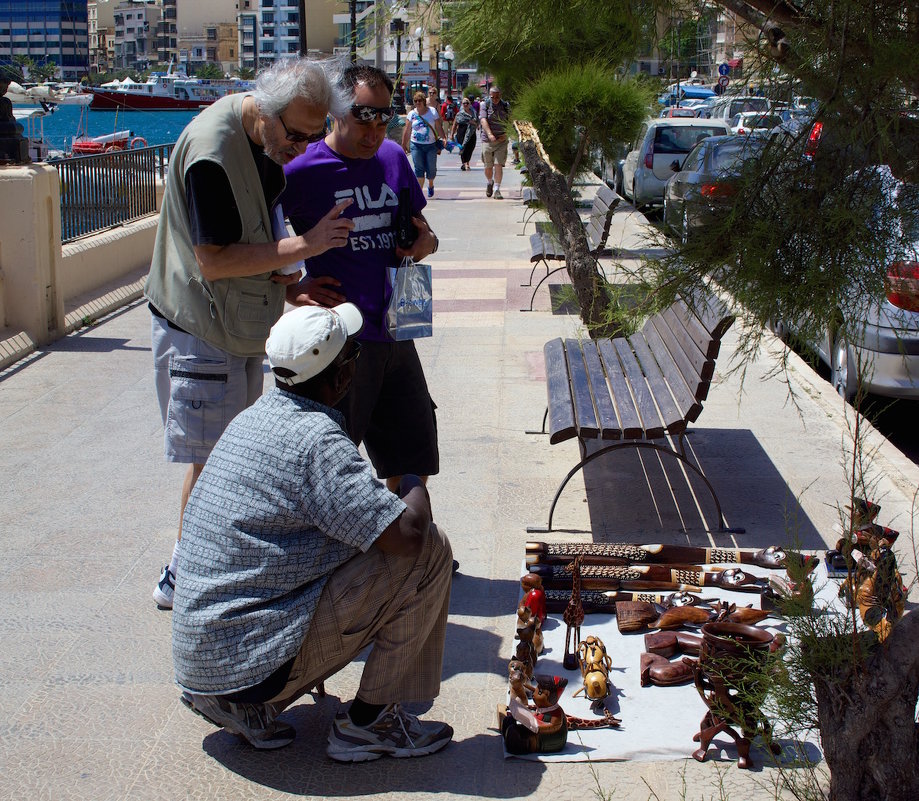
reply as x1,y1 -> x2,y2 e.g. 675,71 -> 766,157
574,635 -> 613,702
562,555 -> 585,670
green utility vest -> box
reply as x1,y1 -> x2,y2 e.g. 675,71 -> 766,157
144,94 -> 286,357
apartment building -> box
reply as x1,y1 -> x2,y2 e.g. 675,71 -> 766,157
112,0 -> 161,70
238,0 -> 337,70
0,0 -> 89,81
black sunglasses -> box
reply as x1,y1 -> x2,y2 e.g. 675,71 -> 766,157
278,113 -> 326,144
336,340 -> 362,367
350,104 -> 396,123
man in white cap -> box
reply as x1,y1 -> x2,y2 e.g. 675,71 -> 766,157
173,303 -> 454,760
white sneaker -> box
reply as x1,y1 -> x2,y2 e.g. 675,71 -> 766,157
326,703 -> 453,762
152,565 -> 175,609
181,692 -> 295,750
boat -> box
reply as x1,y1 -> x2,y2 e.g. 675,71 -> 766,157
70,129 -> 144,155
7,80 -> 92,107
12,106 -> 65,162
88,68 -> 254,111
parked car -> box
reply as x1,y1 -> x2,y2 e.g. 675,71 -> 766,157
729,111 -> 784,135
772,165 -> 919,400
662,134 -> 766,242
706,95 -> 771,123
620,118 -> 732,209
660,106 -> 697,118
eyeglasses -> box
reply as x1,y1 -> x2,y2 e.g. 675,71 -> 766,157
336,340 -> 362,368
350,104 -> 396,123
462,101 -> 470,105
278,113 -> 326,144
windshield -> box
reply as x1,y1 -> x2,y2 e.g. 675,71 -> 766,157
710,138 -> 766,171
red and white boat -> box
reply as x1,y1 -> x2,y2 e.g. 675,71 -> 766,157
88,68 -> 254,112
69,130 -> 148,155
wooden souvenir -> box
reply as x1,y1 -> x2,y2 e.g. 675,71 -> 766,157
501,674 -> 569,755
615,600 -> 659,633
562,556 -> 585,670
517,603 -> 543,655
574,635 -> 613,705
521,572 -> 548,624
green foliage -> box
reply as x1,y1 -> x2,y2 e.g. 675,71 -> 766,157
195,63 -> 224,80
449,0 -> 642,95
236,67 -> 256,81
513,63 -> 651,177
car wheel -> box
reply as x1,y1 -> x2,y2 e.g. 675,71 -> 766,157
632,181 -> 645,212
830,331 -> 857,402
614,167 -> 624,197
769,318 -> 788,341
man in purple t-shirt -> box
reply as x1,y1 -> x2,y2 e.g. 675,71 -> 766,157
281,65 -> 441,495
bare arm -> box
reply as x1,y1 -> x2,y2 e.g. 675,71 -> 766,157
375,475 -> 432,556
401,115 -> 411,152
194,199 -> 355,282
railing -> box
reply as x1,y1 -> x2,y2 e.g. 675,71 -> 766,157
54,143 -> 174,244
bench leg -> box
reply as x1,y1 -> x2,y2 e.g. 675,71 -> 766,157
524,407 -> 550,436
526,440 -> 745,534
521,265 -> 567,312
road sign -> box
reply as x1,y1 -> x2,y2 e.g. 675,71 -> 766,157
718,63 -> 730,77
713,83 -> 725,96
718,75 -> 730,88
403,60 -> 429,77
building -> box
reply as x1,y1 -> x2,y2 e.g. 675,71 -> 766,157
112,0 -> 161,71
155,0 -> 178,67
238,0 -> 337,70
0,0 -> 90,82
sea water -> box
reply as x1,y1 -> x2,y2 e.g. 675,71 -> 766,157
36,105 -> 200,152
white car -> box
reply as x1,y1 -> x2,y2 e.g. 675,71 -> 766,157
772,166 -> 919,400
619,118 -> 731,209
728,111 -> 784,135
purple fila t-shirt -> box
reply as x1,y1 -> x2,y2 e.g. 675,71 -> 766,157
281,138 -> 427,341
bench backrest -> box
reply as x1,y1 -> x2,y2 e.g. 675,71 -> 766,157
585,184 -> 619,252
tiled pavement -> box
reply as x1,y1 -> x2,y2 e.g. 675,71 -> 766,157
2,144 -> 918,801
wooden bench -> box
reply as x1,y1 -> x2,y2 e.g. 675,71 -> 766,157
527,292 -> 744,534
522,184 -> 620,312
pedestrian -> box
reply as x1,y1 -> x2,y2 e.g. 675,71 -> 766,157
452,96 -> 478,171
401,89 -> 444,197
174,302 -> 455,760
281,67 -> 443,506
440,91 -> 458,126
145,58 -> 355,610
480,85 -> 510,199
427,86 -> 441,114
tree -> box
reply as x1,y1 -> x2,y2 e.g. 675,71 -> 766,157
32,60 -> 58,83
195,63 -> 224,80
235,66 -> 256,81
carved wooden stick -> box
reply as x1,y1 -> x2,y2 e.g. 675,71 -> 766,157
530,563 -> 770,594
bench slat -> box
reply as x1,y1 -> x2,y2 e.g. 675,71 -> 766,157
597,340 -> 642,439
629,331 -> 687,435
545,339 -> 577,444
581,340 -> 622,440
613,337 -> 665,439
650,309 -> 713,395
640,321 -> 704,424
666,300 -> 719,362
565,338 -> 601,440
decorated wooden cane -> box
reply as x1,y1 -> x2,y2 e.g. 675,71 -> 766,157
529,563 -> 772,594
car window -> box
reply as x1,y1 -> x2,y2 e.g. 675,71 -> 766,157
654,126 -> 726,154
681,143 -> 705,172
711,138 -> 766,171
730,98 -> 769,116
729,114 -> 741,127
748,114 -> 783,129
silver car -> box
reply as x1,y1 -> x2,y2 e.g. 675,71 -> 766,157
773,166 -> 919,400
620,118 -> 731,209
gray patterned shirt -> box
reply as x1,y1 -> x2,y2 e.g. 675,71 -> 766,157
172,388 -> 406,694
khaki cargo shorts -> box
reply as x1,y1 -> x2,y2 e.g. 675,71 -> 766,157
482,137 -> 508,167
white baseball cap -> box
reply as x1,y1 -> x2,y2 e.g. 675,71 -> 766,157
266,303 -> 363,386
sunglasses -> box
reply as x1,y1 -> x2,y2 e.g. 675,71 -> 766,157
336,340 -> 362,367
278,113 -> 326,144
350,104 -> 396,123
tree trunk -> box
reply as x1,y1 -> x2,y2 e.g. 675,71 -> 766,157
515,122 -> 620,338
807,611 -> 919,800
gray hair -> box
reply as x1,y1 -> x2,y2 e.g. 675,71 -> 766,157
253,57 -> 349,118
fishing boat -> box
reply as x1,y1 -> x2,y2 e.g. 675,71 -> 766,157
88,68 -> 253,111
7,80 -> 92,107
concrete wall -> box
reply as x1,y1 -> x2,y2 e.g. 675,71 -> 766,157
0,164 -> 160,369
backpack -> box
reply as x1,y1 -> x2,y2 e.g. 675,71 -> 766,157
441,101 -> 457,122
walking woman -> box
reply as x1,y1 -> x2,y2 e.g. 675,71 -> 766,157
451,97 -> 478,171
402,91 -> 444,197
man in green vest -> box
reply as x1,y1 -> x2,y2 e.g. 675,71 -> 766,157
145,58 -> 356,610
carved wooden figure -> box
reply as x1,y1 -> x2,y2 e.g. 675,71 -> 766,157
562,555 -> 585,670
521,572 -> 547,624
502,674 -> 569,754
574,635 -> 613,704
517,603 -> 543,654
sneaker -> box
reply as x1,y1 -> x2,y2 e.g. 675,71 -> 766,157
427,186 -> 434,197
326,702 -> 453,762
181,691 -> 295,750
486,183 -> 494,198
152,565 -> 175,609
493,189 -> 503,200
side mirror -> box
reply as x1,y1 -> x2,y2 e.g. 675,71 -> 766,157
670,160 -> 681,172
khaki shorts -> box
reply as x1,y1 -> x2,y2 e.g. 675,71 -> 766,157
482,137 -> 508,167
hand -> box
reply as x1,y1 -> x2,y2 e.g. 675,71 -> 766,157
395,216 -> 435,261
488,132 -> 496,142
300,199 -> 354,257
287,275 -> 346,307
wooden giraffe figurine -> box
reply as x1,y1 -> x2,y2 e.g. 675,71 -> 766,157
562,555 -> 585,670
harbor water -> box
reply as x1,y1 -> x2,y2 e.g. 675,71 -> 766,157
35,105 -> 200,153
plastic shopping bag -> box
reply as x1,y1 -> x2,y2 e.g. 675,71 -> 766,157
386,257 -> 433,340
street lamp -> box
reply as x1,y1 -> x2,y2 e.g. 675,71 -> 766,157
414,26 -> 423,61
390,18 -> 406,113
442,44 -> 453,96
